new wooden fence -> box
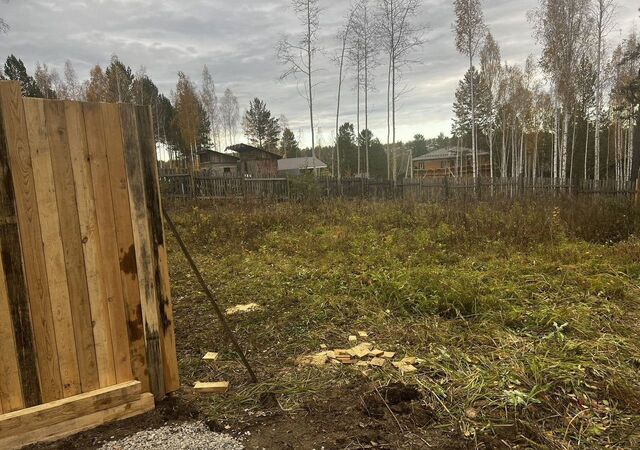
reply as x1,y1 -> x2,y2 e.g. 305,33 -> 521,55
0,81 -> 179,448
160,173 -> 639,202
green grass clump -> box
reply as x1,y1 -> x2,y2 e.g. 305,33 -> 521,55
166,198 -> 640,449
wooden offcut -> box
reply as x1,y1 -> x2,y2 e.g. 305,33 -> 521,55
194,381 -> 229,394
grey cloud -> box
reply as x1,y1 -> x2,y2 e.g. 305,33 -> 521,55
0,0 -> 638,146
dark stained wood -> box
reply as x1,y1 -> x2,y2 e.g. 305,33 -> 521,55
101,103 -> 148,392
82,103 -> 132,385
0,82 -> 63,404
0,83 -> 40,408
135,106 -> 180,393
44,100 -> 100,393
119,103 -> 164,398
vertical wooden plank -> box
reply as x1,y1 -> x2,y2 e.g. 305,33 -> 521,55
0,83 -> 63,404
101,103 -> 148,392
64,101 -> 116,388
0,81 -> 40,407
23,98 -> 81,399
0,239 -> 24,412
44,100 -> 100,393
82,103 -> 133,385
119,103 -> 164,398
136,106 -> 180,393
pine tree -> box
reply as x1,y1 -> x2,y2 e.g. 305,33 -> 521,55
242,98 -> 281,151
280,128 -> 300,158
105,55 -> 133,103
4,55 -> 42,97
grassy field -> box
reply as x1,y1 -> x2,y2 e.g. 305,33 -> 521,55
166,198 -> 640,449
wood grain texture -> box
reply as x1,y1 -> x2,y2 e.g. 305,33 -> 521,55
82,103 -> 133,385
0,382 -> 154,450
0,240 -> 24,412
136,106 -> 180,393
44,100 -> 99,393
0,380 -> 141,435
0,83 -> 62,404
119,103 -> 164,398
0,81 -> 40,408
23,98 -> 81,399
64,101 -> 116,388
101,103 -> 148,391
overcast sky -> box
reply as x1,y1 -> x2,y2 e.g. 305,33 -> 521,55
1,0 -> 638,147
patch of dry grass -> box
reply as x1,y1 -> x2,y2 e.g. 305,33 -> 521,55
166,198 -> 640,449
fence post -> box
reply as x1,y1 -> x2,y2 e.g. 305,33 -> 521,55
444,176 -> 449,201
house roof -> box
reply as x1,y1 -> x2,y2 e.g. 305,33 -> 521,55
227,143 -> 281,159
197,149 -> 239,160
278,157 -> 328,171
413,147 -> 488,162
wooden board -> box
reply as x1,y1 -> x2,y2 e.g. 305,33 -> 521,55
194,381 -> 229,394
44,100 -> 100,393
82,102 -> 132,385
0,382 -> 153,450
0,83 -> 62,403
136,106 -> 180,393
0,82 -> 40,408
101,103 -> 148,392
0,240 -> 23,412
23,98 -> 81,398
119,103 -> 164,398
64,100 -> 116,388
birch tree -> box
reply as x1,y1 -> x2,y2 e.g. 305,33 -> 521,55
220,88 -> 240,147
533,0 -> 592,182
377,0 -> 425,183
201,65 -> 221,150
277,0 -> 321,173
335,6 -> 356,181
353,0 -> 378,177
480,32 -> 501,178
591,0 -> 615,181
453,0 -> 487,179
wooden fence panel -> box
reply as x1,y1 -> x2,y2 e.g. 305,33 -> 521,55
83,103 -> 133,385
0,83 -> 62,404
65,101 -> 117,389
23,98 -> 81,399
101,103 -> 148,393
0,80 -> 179,446
45,100 -> 100,393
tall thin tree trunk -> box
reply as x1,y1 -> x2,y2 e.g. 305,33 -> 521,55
307,0 -> 316,175
584,120 -> 589,180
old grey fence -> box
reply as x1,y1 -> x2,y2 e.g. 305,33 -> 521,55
159,173 -> 639,203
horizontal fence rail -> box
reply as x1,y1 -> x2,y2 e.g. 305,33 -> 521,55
160,173 -> 639,203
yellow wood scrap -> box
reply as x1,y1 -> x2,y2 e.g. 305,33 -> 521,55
202,352 -> 219,361
194,381 -> 229,394
369,357 -> 386,367
225,303 -> 262,315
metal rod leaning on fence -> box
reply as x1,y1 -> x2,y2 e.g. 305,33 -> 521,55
162,206 -> 259,384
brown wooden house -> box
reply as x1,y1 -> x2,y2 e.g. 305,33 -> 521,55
412,147 -> 491,178
227,143 -> 281,178
197,149 -> 240,176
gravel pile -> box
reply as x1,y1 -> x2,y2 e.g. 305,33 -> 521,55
98,422 -> 244,450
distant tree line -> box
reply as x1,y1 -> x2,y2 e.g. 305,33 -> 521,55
452,0 -> 640,184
